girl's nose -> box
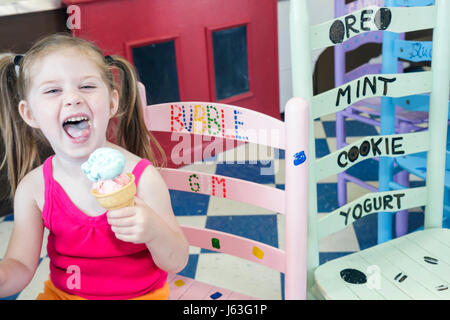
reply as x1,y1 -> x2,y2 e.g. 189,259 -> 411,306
63,90 -> 83,107
64,99 -> 81,107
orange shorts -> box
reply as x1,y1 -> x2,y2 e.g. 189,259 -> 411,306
36,278 -> 169,300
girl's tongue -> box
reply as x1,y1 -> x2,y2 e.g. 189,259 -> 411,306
63,119 -> 90,139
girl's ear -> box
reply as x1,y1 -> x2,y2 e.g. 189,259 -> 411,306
109,89 -> 119,118
18,100 -> 40,129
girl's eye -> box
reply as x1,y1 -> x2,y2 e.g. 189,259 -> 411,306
44,89 -> 60,94
81,85 -> 96,89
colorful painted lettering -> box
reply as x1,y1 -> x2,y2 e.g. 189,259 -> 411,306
329,7 -> 392,44
187,173 -> 227,198
335,76 -> 396,107
340,192 -> 405,225
170,104 -> 249,141
337,136 -> 404,168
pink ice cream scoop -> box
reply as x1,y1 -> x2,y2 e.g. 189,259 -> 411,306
93,172 -> 131,194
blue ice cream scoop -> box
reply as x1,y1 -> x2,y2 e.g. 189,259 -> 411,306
81,148 -> 126,182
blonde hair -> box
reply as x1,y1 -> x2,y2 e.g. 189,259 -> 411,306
0,33 -> 166,199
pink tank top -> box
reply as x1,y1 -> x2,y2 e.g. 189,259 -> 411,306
42,156 -> 167,300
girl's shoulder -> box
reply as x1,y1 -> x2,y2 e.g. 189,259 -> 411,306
19,164 -> 44,190
16,164 -> 45,212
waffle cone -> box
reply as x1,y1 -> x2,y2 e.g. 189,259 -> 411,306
91,173 -> 136,210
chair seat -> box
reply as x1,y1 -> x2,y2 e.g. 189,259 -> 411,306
315,228 -> 450,299
167,273 -> 258,300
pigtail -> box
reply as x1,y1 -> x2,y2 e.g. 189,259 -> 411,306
0,54 -> 41,199
108,55 -> 166,167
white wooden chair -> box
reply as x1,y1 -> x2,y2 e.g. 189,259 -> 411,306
291,0 -> 450,299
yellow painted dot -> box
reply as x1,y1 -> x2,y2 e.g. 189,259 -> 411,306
174,279 -> 185,287
252,246 -> 264,259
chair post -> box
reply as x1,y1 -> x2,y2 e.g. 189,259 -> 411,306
284,97 -> 309,300
425,0 -> 450,228
334,1 -> 348,208
290,0 -> 319,293
377,0 -> 399,243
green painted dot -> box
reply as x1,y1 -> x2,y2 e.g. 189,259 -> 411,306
212,238 -> 220,249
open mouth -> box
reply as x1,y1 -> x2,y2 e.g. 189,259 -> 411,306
62,115 -> 91,141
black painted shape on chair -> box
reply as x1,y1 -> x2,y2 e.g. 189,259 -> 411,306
395,272 -> 408,283
330,20 -> 346,44
340,268 -> 367,284
424,256 -> 438,265
374,8 -> 392,30
329,8 -> 392,44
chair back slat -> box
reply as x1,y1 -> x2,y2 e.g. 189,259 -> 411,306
311,6 -> 436,50
315,131 -> 429,181
394,40 -> 433,62
392,94 -> 429,111
145,102 -> 285,149
312,71 -> 432,119
160,168 -> 285,213
318,187 -> 427,239
180,225 -> 286,272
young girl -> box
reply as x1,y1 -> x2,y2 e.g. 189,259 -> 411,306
0,33 -> 189,300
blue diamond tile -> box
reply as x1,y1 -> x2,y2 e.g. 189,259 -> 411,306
170,190 -> 210,216
319,252 -> 355,265
201,215 -> 278,254
177,254 -> 199,279
317,183 -> 339,212
315,138 -> 330,158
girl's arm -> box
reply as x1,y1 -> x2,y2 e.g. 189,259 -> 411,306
0,173 -> 44,297
107,166 -> 189,274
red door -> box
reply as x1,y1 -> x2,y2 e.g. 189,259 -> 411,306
64,0 -> 280,167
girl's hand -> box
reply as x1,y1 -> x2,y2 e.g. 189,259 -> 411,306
106,196 -> 159,244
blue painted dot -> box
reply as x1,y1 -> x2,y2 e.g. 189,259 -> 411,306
294,151 -> 306,166
210,292 -> 222,299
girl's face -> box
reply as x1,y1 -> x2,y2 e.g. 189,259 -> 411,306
19,47 -> 119,162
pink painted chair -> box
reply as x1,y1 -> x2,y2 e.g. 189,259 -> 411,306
138,84 -> 310,300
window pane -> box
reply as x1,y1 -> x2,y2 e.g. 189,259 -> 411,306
132,40 -> 180,104
212,25 -> 249,100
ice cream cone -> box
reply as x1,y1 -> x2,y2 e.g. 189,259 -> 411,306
91,173 -> 136,210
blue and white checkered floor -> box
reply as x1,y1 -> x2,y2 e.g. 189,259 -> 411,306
0,113 -> 426,300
